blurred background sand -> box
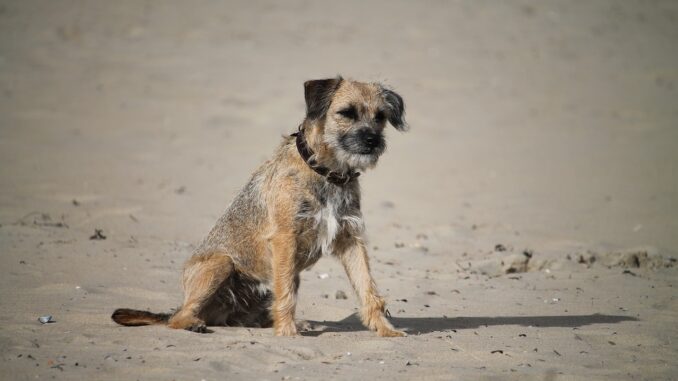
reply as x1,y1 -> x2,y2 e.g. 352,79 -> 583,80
1,1 -> 677,380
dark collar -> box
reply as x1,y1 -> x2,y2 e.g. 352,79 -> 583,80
291,129 -> 360,186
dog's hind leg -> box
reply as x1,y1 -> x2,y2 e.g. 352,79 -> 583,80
168,252 -> 234,333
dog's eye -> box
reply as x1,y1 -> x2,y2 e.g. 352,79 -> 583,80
337,107 -> 358,120
374,110 -> 386,123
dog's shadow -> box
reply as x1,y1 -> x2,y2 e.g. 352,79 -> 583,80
301,313 -> 637,336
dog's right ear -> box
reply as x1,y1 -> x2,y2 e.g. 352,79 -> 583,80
304,77 -> 343,120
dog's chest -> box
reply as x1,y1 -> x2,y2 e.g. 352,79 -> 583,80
301,186 -> 363,257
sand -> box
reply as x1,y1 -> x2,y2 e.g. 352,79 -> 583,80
1,1 -> 677,380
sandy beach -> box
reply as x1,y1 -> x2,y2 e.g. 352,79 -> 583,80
1,1 -> 677,379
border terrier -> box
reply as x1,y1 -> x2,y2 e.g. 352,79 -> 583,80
112,76 -> 408,337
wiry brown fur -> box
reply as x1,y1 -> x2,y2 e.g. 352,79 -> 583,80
112,77 -> 408,337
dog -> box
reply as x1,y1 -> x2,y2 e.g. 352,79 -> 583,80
112,76 -> 408,337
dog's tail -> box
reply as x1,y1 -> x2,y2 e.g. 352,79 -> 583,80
111,308 -> 172,327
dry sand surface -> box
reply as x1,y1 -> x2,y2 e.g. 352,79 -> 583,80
1,1 -> 677,380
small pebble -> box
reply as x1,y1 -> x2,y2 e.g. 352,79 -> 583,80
89,229 -> 106,240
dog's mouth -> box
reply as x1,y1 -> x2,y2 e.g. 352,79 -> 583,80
339,129 -> 386,156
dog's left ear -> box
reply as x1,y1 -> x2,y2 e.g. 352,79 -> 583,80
304,77 -> 343,120
380,86 -> 408,131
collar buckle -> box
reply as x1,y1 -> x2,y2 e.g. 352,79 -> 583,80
293,128 -> 359,186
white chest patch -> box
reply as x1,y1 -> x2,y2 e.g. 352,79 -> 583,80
311,189 -> 363,256
315,202 -> 340,256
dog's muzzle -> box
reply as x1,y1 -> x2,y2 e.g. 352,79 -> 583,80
341,128 -> 385,155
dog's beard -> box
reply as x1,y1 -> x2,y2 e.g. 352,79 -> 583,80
324,132 -> 385,171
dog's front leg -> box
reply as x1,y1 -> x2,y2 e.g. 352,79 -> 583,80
338,239 -> 405,337
270,232 -> 299,336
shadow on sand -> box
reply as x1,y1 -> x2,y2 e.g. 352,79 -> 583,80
302,313 -> 638,336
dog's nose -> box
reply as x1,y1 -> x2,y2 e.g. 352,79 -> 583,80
358,128 -> 380,148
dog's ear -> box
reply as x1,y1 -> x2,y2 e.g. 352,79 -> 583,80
381,87 -> 408,131
304,77 -> 343,120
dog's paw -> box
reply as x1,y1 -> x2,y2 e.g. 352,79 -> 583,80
377,327 -> 407,337
274,323 -> 298,337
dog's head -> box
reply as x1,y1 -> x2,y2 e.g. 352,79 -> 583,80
303,76 -> 408,171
